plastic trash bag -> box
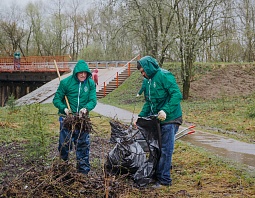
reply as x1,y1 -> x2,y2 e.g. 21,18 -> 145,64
133,116 -> 161,187
105,117 -> 161,187
105,138 -> 146,175
105,121 -> 146,175
109,120 -> 130,143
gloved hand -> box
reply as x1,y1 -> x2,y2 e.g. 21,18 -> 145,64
158,110 -> 166,121
133,117 -> 140,128
79,108 -> 87,118
136,94 -> 140,97
64,108 -> 71,115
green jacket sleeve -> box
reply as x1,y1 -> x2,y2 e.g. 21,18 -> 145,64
53,80 -> 68,114
138,79 -> 145,95
138,87 -> 144,95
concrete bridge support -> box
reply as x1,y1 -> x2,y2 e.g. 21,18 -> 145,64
0,82 -> 44,107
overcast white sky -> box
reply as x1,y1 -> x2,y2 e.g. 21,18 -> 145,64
1,0 -> 38,6
0,0 -> 95,10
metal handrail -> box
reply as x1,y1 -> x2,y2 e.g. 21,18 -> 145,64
98,54 -> 140,96
0,61 -> 70,72
98,54 -> 140,86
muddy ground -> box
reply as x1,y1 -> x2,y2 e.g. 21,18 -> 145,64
0,136 -> 119,197
1,64 -> 255,197
190,64 -> 255,100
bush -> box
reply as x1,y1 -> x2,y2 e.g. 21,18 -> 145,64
6,94 -> 19,112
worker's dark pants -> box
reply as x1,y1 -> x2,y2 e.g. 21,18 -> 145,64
58,116 -> 90,174
156,123 -> 179,185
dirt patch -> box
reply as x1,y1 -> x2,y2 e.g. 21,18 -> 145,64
0,134 -> 175,198
190,64 -> 255,99
0,136 -> 133,198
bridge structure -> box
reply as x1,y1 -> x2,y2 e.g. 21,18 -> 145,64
0,55 -> 71,106
0,55 -> 141,107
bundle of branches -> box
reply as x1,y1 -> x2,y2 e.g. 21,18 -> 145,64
0,161 -> 124,198
63,114 -> 94,133
0,137 -> 138,198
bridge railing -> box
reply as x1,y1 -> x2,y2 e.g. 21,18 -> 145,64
0,61 -> 70,72
0,55 -> 70,63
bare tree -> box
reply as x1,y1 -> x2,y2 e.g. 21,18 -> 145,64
77,0 -> 137,61
176,0 -> 225,99
237,0 -> 255,62
25,2 -> 45,55
117,0 -> 180,65
42,0 -> 70,56
63,0 -> 85,60
0,3 -> 26,56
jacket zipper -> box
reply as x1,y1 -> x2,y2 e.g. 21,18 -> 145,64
77,82 -> 81,113
148,79 -> 154,114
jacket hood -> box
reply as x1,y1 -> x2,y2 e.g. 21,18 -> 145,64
73,60 -> 92,80
138,56 -> 160,79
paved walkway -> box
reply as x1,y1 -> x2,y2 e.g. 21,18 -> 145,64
17,66 -> 125,105
93,102 -> 138,123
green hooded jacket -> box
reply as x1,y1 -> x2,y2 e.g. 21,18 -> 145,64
138,78 -> 148,95
53,60 -> 97,115
137,56 -> 182,123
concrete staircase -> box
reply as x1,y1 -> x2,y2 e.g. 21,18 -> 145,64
96,64 -> 137,99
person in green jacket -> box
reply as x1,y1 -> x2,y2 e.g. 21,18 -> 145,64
136,56 -> 182,188
136,78 -> 147,97
53,60 -> 97,174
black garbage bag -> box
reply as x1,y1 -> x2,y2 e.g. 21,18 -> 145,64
109,120 -> 130,143
105,117 -> 161,187
133,116 -> 161,187
105,137 -> 146,175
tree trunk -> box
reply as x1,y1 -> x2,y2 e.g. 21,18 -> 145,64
182,58 -> 192,100
182,75 -> 190,100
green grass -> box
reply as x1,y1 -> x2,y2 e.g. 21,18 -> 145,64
0,103 -> 60,162
182,95 -> 255,142
0,103 -> 58,143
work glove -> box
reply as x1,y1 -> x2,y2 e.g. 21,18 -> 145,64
79,108 -> 87,118
133,117 -> 140,128
133,118 -> 137,127
136,94 -> 140,97
158,110 -> 166,121
64,108 -> 71,115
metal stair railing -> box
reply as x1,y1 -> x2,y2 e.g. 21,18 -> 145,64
98,54 -> 141,97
